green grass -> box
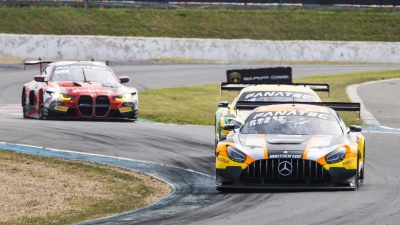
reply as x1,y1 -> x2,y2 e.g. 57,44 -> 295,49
1,7 -> 400,41
139,70 -> 400,126
0,150 -> 166,225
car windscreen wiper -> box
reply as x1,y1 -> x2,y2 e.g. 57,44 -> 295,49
82,68 -> 90,83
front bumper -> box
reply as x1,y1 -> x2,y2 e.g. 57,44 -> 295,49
43,97 -> 138,120
216,156 -> 359,190
216,168 -> 358,190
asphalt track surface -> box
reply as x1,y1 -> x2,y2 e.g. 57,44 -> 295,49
1,63 -> 400,225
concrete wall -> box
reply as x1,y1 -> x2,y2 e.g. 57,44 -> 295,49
1,33 -> 399,63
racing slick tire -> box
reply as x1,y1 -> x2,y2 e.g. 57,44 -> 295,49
22,106 -> 28,118
359,145 -> 365,184
352,153 -> 361,191
216,187 -> 232,192
38,106 -> 45,120
22,90 -> 28,118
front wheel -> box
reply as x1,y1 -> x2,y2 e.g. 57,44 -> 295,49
22,106 -> 28,118
352,154 -> 361,191
22,90 -> 28,118
38,106 -> 45,120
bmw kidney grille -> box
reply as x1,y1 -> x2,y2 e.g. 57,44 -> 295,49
78,95 -> 110,117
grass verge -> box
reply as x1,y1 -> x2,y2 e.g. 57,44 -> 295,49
139,70 -> 400,126
0,149 -> 171,225
1,7 -> 400,42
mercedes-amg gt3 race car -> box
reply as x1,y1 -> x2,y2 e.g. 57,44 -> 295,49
215,67 -> 330,146
216,102 -> 364,191
21,58 -> 138,121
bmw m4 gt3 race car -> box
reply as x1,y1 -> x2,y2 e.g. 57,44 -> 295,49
215,67 -> 330,146
216,102 -> 364,191
21,58 -> 138,121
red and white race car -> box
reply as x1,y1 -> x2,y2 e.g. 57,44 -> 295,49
21,59 -> 138,121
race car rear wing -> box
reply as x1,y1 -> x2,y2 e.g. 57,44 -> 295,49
23,57 -> 56,71
235,101 -> 361,117
220,67 -> 330,96
23,57 -> 109,72
220,83 -> 330,96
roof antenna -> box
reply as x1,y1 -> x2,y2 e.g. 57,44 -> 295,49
38,57 -> 42,71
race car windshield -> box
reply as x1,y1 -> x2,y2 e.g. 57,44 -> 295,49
239,91 -> 319,102
241,111 -> 343,135
51,65 -> 118,83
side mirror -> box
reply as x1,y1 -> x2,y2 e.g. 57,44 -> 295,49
34,75 -> 47,82
119,76 -> 130,83
218,101 -> 229,108
223,124 -> 235,131
349,125 -> 362,132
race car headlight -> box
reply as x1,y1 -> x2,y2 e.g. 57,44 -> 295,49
47,92 -> 74,100
227,146 -> 246,163
113,93 -> 135,101
59,93 -> 74,100
325,147 -> 347,164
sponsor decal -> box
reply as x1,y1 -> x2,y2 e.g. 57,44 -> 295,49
244,91 -> 313,101
221,130 -> 231,136
54,69 -> 70,74
228,72 -> 241,83
270,138 -> 305,142
269,154 -> 302,159
54,105 -> 68,112
278,161 -> 293,176
249,117 -> 271,127
252,111 -> 330,120
119,106 -> 131,113
242,75 -> 290,81
243,76 -> 270,81
271,75 -> 290,80
217,157 -> 230,164
248,110 -> 330,128
55,65 -> 107,71
71,89 -> 113,93
342,158 -> 355,165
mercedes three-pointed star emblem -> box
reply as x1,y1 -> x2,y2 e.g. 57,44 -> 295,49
278,161 -> 293,176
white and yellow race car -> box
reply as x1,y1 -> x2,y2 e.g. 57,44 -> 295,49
215,67 -> 329,147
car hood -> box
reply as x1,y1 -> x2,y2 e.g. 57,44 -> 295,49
235,134 -> 351,161
46,81 -> 134,95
